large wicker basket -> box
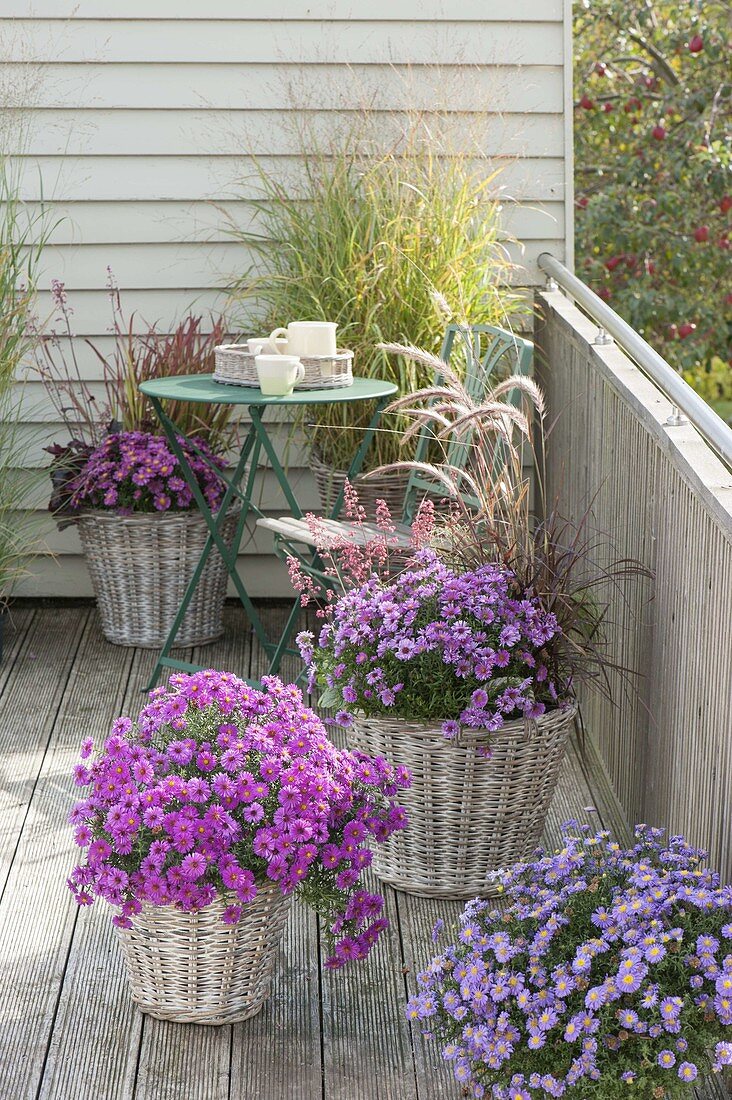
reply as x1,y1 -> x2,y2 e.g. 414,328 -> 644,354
311,451 -> 411,517
214,344 -> 353,390
77,508 -> 239,648
115,885 -> 291,1024
349,705 -> 577,899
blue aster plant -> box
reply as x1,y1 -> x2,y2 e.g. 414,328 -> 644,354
406,823 -> 732,1098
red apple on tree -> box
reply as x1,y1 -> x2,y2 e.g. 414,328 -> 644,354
652,124 -> 667,141
678,322 -> 696,339
579,95 -> 594,110
688,34 -> 704,53
605,255 -> 624,271
720,196 -> 732,214
694,226 -> 710,243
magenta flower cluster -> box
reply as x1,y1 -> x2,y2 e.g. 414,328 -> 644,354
407,824 -> 732,1098
67,430 -> 228,514
297,549 -> 565,746
67,670 -> 410,968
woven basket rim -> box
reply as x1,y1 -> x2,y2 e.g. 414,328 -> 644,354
310,450 -> 412,482
76,504 -> 240,526
352,702 -> 578,743
216,343 -> 354,364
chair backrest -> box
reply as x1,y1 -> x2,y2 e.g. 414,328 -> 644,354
401,323 -> 533,524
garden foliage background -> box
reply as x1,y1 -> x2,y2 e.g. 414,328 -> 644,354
574,0 -> 731,421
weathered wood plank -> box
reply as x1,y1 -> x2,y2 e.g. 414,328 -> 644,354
0,608 -> 89,896
230,603 -> 324,1100
320,874 -> 418,1100
0,612 -> 135,1099
0,606 -> 34,701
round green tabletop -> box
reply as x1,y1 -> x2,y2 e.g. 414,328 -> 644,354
139,374 -> 398,406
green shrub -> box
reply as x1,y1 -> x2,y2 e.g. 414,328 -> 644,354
574,0 -> 731,383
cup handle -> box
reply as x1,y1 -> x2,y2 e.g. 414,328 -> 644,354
269,327 -> 288,354
294,363 -> 305,386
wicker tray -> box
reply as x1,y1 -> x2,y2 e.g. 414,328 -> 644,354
311,451 -> 411,517
116,885 -> 291,1024
349,705 -> 577,899
77,508 -> 239,649
214,344 -> 354,390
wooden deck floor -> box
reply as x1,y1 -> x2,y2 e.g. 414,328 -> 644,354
0,604 -> 727,1100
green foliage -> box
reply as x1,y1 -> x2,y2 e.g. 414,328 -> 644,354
574,0 -> 731,387
682,356 -> 732,425
226,123 -> 522,471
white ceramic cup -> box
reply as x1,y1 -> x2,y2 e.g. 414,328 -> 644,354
247,337 -> 278,355
255,354 -> 305,396
268,321 -> 338,357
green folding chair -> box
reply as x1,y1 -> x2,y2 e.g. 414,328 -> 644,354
257,323 -> 533,677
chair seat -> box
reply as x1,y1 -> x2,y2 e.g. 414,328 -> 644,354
256,514 -> 414,549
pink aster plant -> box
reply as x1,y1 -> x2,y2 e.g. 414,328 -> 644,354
66,430 -> 228,515
67,670 -> 410,968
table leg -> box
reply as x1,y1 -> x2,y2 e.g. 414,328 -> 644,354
143,399 -> 270,690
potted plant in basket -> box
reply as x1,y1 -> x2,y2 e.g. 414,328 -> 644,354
290,338 -> 647,899
35,275 -> 236,648
67,669 -> 410,1024
226,116 -> 523,512
406,822 -> 732,1098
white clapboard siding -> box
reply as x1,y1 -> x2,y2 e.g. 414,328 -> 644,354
15,111 -> 565,158
5,20 -> 563,65
6,63 -> 565,112
6,2 -> 565,20
25,200 -> 566,246
2,1 -> 572,597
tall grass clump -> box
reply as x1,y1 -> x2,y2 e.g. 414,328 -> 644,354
0,160 -> 51,608
226,117 -> 523,471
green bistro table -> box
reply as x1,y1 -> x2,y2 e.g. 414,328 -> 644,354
139,373 -> 398,690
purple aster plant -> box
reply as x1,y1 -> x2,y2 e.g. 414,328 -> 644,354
406,824 -> 732,1097
67,670 -> 410,968
297,548 -> 568,747
66,430 -> 228,515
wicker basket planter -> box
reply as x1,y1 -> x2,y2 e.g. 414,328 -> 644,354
77,508 -> 239,648
348,705 -> 577,899
311,451 -> 411,517
115,885 -> 291,1025
214,344 -> 354,390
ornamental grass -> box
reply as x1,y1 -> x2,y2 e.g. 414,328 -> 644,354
225,113 -> 523,473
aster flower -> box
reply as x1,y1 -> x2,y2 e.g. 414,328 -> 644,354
301,549 -> 567,747
65,430 -> 229,516
406,824 -> 732,1097
67,670 -> 410,969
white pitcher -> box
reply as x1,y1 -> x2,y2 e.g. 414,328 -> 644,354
268,321 -> 337,357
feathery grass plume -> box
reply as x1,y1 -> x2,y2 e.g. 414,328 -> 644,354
224,109 -> 525,472
34,271 -> 234,450
0,157 -> 55,608
372,340 -> 651,704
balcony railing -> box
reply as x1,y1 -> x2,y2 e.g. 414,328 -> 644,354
535,256 -> 732,879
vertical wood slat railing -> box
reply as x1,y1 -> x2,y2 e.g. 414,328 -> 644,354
535,287 -> 732,878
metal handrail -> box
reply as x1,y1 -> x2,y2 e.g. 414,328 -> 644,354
538,252 -> 732,471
